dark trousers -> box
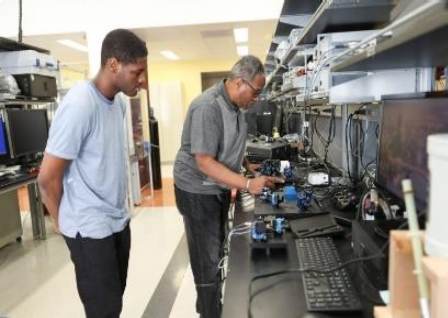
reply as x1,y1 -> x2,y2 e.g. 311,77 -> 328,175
175,185 -> 230,318
64,223 -> 131,318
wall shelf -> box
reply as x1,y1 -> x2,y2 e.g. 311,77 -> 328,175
0,37 -> 49,54
331,0 -> 448,72
265,0 -> 395,87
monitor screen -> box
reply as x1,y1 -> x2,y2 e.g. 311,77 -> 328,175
284,112 -> 302,135
5,109 -> 49,157
0,118 -> 7,156
377,96 -> 448,210
256,112 -> 274,136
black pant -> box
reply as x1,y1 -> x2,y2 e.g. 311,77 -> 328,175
64,223 -> 131,318
175,185 -> 230,318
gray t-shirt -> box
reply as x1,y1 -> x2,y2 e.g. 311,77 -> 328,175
174,80 -> 247,194
46,81 -> 129,239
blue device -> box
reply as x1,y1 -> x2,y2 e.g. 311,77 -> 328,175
0,119 -> 8,156
261,188 -> 284,208
251,219 -> 267,241
283,185 -> 297,202
272,217 -> 285,235
283,166 -> 294,183
297,188 -> 313,210
260,159 -> 281,176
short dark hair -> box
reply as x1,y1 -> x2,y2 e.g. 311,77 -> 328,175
101,29 -> 148,67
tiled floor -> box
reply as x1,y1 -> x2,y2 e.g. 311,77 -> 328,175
141,178 -> 176,207
0,164 -> 200,318
0,207 -> 197,318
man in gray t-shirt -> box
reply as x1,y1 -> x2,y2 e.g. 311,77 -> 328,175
174,55 -> 280,318
38,29 -> 147,318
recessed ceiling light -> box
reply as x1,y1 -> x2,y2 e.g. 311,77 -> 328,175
236,45 -> 248,57
160,50 -> 179,60
233,28 -> 248,43
57,39 -> 88,52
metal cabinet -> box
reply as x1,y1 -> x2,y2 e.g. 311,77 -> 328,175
0,189 -> 22,248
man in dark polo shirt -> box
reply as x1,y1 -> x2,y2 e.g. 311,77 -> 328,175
173,55 -> 279,318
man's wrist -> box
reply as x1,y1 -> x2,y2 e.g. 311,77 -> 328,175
245,178 -> 251,191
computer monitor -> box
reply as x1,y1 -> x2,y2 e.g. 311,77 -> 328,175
284,111 -> 302,135
256,112 -> 274,136
4,109 -> 49,158
377,95 -> 448,210
0,118 -> 8,156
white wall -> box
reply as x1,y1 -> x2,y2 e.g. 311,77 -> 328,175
149,81 -> 183,164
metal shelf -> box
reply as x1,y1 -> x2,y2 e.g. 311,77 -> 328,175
295,92 -> 329,106
265,0 -> 394,88
268,89 -> 330,106
280,0 -> 321,16
281,0 -> 394,64
0,37 -> 49,54
266,64 -> 287,86
288,45 -> 315,67
268,87 -> 301,102
331,1 -> 448,72
0,98 -> 56,105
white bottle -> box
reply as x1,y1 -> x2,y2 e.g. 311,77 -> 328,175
426,134 -> 448,258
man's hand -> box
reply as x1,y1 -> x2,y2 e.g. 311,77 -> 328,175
50,217 -> 60,234
247,163 -> 261,175
37,152 -> 70,233
247,176 -> 284,195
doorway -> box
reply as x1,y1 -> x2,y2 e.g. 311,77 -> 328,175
201,71 -> 231,92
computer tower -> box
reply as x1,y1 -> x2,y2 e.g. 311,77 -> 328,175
351,220 -> 390,290
149,116 -> 162,190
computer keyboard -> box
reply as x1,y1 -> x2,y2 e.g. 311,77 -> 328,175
295,237 -> 362,312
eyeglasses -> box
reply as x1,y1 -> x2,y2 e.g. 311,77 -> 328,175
242,79 -> 263,97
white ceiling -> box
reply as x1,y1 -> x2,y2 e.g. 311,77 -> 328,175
134,20 -> 276,61
0,0 -> 283,37
19,19 -> 277,73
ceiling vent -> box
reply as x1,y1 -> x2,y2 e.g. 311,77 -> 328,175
200,29 -> 233,39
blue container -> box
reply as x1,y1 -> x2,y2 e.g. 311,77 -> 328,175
283,185 -> 297,202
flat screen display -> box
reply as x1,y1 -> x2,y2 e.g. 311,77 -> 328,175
5,109 -> 49,157
377,97 -> 448,210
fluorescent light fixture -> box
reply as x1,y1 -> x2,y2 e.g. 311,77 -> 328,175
236,45 -> 248,56
160,50 -> 179,60
57,39 -> 88,52
233,28 -> 248,43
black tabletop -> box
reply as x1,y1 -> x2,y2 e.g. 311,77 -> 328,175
0,173 -> 36,191
222,199 -> 382,318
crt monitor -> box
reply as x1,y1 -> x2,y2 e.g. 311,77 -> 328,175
0,118 -> 7,156
5,109 -> 49,158
377,95 -> 448,210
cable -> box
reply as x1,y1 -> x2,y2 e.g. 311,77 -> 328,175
223,222 -> 253,253
345,112 -> 354,181
323,106 -> 336,164
248,252 -> 384,318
